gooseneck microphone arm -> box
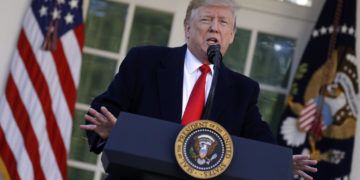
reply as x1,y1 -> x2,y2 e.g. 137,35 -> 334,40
202,44 -> 222,120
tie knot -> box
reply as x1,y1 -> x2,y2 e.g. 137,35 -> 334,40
199,64 -> 211,74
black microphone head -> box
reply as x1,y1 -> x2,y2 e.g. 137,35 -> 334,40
207,44 -> 222,64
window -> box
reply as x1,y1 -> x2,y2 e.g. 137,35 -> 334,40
251,32 -> 295,132
223,28 -> 251,73
224,30 -> 296,133
68,0 -> 174,179
85,1 -> 128,52
77,54 -> 118,104
127,6 -> 173,50
250,33 -> 295,88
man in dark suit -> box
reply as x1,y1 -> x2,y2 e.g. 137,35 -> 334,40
81,0 -> 317,179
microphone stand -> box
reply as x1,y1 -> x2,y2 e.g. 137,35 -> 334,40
202,45 -> 222,120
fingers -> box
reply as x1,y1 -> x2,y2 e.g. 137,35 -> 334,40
79,124 -> 96,131
80,106 -> 117,139
295,170 -> 313,180
293,154 -> 317,179
293,155 -> 317,167
88,108 -> 107,123
294,164 -> 318,173
293,154 -> 310,161
82,107 -> 116,127
302,165 -> 317,173
295,159 -> 318,166
84,114 -> 100,125
100,106 -> 117,124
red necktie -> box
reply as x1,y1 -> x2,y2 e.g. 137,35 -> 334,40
181,64 -> 211,125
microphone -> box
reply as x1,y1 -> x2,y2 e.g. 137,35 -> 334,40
202,44 -> 222,120
207,44 -> 222,65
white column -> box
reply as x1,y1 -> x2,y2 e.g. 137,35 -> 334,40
351,1 -> 360,179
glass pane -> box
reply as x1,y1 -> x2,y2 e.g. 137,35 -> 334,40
85,0 -> 128,52
250,33 -> 295,88
69,110 -> 98,164
223,28 -> 251,73
77,53 -> 117,104
258,90 -> 286,133
127,6 -> 173,50
67,166 -> 94,180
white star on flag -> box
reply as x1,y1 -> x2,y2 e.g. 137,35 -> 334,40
39,5 -> 48,17
65,13 -> 74,24
69,0 -> 79,9
52,8 -> 61,20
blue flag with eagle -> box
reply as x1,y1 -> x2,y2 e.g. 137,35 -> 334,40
277,0 -> 357,179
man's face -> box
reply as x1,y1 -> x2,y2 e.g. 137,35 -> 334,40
185,5 -> 236,63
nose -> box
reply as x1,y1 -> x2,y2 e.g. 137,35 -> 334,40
209,20 -> 219,33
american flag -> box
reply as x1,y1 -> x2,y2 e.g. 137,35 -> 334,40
298,99 -> 318,132
298,98 -> 326,134
0,0 -> 83,179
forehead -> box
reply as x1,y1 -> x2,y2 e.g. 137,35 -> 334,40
195,5 -> 234,19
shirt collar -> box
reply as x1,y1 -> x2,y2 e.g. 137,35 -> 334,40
185,48 -> 214,75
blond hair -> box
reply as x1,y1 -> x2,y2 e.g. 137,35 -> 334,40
184,0 -> 239,28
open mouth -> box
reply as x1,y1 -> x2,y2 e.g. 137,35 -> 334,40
206,37 -> 219,45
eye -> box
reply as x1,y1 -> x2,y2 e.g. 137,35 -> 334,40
200,18 -> 211,23
220,20 -> 229,26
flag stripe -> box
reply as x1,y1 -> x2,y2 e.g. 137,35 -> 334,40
0,96 -> 33,180
299,108 -> 317,122
300,103 -> 317,115
61,26 -> 83,87
0,129 -> 20,180
23,9 -> 72,150
17,30 -> 66,179
302,122 -> 314,131
51,40 -> 77,115
11,50 -> 62,179
300,116 -> 315,128
74,24 -> 84,52
5,76 -> 45,180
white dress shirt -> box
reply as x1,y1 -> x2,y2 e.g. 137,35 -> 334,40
182,48 -> 214,117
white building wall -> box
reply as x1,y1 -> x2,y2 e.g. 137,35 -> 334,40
0,0 -> 30,95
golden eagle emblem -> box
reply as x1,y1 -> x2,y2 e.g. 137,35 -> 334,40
192,135 -> 218,165
175,120 -> 233,179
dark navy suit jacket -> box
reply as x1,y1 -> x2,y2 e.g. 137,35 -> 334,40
86,44 -> 275,155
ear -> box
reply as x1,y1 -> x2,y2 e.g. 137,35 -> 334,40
229,29 -> 236,44
184,23 -> 191,40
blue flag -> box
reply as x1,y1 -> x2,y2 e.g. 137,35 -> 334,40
277,0 -> 357,179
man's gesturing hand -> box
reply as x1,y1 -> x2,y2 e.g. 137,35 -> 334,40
293,154 -> 318,180
80,106 -> 117,139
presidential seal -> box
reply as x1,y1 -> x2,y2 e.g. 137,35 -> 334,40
175,120 -> 233,179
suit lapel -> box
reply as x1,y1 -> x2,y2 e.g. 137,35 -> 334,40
157,45 -> 187,122
209,64 -> 234,121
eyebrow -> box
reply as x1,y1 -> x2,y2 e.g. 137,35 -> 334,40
200,10 -> 232,18
200,14 -> 231,20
